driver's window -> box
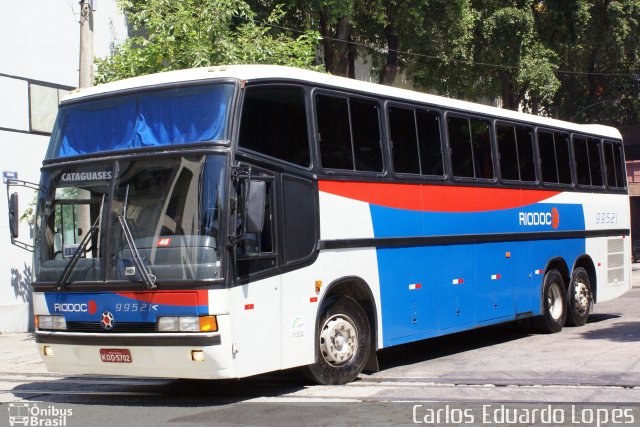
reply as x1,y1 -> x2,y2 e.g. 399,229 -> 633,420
235,166 -> 277,279
53,188 -> 92,259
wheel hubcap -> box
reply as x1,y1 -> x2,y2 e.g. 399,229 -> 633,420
548,282 -> 563,320
573,280 -> 590,315
319,314 -> 358,366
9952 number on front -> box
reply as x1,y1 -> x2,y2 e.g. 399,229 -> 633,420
114,303 -> 158,312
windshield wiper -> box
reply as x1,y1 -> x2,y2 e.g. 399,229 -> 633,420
55,216 -> 100,291
55,194 -> 105,291
118,215 -> 156,289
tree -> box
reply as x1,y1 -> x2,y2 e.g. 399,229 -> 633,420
95,0 -> 320,84
536,0 -> 640,126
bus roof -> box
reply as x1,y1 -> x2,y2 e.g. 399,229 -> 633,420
65,64 -> 622,140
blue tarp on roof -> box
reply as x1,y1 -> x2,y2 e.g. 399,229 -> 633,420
47,84 -> 234,159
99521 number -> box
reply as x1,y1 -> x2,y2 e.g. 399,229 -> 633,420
595,212 -> 619,225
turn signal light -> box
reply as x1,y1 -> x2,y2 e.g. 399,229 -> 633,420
199,316 -> 218,332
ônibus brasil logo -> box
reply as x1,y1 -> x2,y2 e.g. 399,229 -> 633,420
519,207 -> 559,229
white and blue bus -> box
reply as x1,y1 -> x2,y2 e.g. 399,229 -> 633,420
7,65 -> 630,384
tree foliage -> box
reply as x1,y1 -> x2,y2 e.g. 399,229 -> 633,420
95,0 -> 320,84
97,0 -> 639,127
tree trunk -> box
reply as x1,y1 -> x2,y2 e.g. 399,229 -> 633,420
379,7 -> 399,85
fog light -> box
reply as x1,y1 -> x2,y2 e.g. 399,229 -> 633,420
191,350 -> 205,362
43,346 -> 54,357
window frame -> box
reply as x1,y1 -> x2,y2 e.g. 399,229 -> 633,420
445,112 -> 496,183
237,83 -> 314,172
603,140 -> 627,190
571,134 -> 605,190
386,100 -> 446,180
312,88 -> 386,177
536,127 -> 575,188
494,120 -> 539,186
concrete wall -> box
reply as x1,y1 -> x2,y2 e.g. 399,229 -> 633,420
0,1 -> 127,333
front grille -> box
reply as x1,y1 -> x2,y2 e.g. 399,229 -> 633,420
60,321 -> 158,333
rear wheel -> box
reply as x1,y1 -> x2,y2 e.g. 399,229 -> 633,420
306,296 -> 371,385
566,267 -> 592,327
533,269 -> 566,333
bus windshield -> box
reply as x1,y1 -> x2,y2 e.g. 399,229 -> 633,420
46,83 -> 235,159
36,155 -> 226,284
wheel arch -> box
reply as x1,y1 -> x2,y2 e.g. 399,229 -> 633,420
572,255 -> 597,303
544,257 -> 570,290
317,275 -> 379,371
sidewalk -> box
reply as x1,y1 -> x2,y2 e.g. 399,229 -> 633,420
0,333 -> 46,375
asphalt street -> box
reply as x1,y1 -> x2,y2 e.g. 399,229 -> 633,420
1,266 -> 640,426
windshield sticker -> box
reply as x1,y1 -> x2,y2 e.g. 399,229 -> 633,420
61,171 -> 112,182
62,244 -> 81,258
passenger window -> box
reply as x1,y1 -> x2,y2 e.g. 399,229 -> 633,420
389,106 -> 443,176
239,85 -> 310,167
448,115 -> 493,179
573,137 -> 591,185
497,124 -> 519,180
588,138 -> 603,186
497,123 -> 535,182
350,98 -> 383,172
538,131 -> 572,185
389,106 -> 420,174
604,141 -> 626,188
574,136 -> 603,187
316,94 -> 383,172
316,95 -> 353,170
416,110 -> 444,176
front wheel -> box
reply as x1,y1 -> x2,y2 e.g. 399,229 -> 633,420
306,296 -> 371,385
565,267 -> 592,327
533,269 -> 567,333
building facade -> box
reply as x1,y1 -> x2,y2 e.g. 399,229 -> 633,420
0,1 -> 127,333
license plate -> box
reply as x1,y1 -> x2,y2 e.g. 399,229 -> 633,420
99,349 -> 132,363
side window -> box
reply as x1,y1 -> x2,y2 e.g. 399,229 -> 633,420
239,85 -> 310,167
573,136 -> 603,187
498,124 -> 537,182
417,110 -> 444,176
282,175 -> 317,266
496,124 -> 519,180
448,115 -> 493,179
316,93 -> 383,172
389,106 -> 420,174
604,141 -> 626,188
516,126 -> 536,181
389,106 -> 444,176
538,131 -> 572,185
350,98 -> 383,172
235,166 -> 277,279
573,137 -> 591,185
588,138 -> 604,186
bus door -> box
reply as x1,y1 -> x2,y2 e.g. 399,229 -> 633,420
229,164 -> 282,377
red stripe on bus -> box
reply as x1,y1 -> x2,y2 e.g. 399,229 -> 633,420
319,181 -> 560,213
115,290 -> 208,306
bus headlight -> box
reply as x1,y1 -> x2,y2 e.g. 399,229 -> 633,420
157,316 -> 217,332
37,315 -> 67,330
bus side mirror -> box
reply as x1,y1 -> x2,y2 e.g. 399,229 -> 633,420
245,180 -> 266,235
9,192 -> 19,239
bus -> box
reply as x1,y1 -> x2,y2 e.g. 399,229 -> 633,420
6,65 -> 630,385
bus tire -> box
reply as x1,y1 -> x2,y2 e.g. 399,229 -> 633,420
306,296 -> 371,385
533,269 -> 567,334
566,267 -> 592,327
